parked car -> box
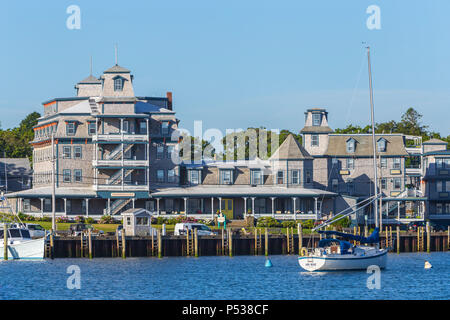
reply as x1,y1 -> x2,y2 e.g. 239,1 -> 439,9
429,221 -> 448,232
69,223 -> 104,236
174,223 -> 216,236
25,223 -> 47,238
407,221 -> 447,232
407,221 -> 426,231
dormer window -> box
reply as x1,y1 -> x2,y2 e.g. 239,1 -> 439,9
114,77 -> 123,91
346,138 -> 356,153
312,113 -> 321,126
220,169 -> 233,185
377,138 -> 387,152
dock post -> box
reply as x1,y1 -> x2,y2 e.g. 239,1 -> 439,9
396,226 -> 400,254
286,227 -> 290,254
421,227 -> 425,252
298,223 -> 303,255
254,228 -> 257,255
448,226 -> 450,251
80,233 -> 84,258
3,223 -> 8,261
121,230 -> 126,259
88,229 -> 92,259
116,232 -> 120,257
228,228 -> 233,257
221,228 -> 225,255
151,232 -> 154,256
186,228 -> 190,256
157,229 -> 162,258
389,226 -> 393,251
194,228 -> 198,258
259,229 -> 262,255
385,226 -> 389,249
50,232 -> 54,259
417,228 -> 420,252
426,222 -> 431,254
364,226 -> 368,237
265,228 -> 268,256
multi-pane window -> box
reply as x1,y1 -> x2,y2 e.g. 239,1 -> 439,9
81,200 -> 86,214
66,200 -> 71,213
23,199 -> 30,212
277,171 -> 284,184
124,145 -> 132,159
393,158 -> 401,169
167,169 -> 175,183
311,134 -> 319,147
312,113 -> 321,126
188,170 -> 200,185
381,178 -> 387,189
63,169 -> 71,183
167,145 -> 174,159
44,199 -> 51,212
377,139 -> 386,152
332,158 -> 339,167
157,145 -> 164,159
157,170 -> 165,183
74,146 -> 82,159
161,122 -> 169,135
251,170 -> 262,185
122,120 -> 129,133
436,203 -> 443,214
74,169 -> 82,182
346,140 -> 355,153
306,171 -> 311,184
220,170 -> 233,185
114,78 -> 123,91
437,181 -> 443,192
446,203 -> 450,213
291,170 -> 300,184
139,121 -> 147,134
381,158 -> 387,168
346,158 -> 355,169
393,178 -> 401,190
66,123 -> 75,136
88,122 -> 96,135
63,146 -> 71,159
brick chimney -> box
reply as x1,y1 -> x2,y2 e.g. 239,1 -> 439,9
166,91 -> 173,110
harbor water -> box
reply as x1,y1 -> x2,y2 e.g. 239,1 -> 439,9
0,253 -> 449,300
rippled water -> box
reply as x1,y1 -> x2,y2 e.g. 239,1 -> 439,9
0,253 -> 448,300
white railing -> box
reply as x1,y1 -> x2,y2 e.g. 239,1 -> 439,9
93,159 -> 148,167
405,147 -> 422,155
93,134 -> 148,142
94,185 -> 148,191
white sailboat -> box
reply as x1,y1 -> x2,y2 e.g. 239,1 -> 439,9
0,225 -> 45,260
298,46 -> 388,272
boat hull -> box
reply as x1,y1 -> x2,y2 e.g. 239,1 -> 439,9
298,249 -> 388,272
0,238 -> 45,260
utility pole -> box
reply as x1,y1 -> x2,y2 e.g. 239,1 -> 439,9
51,133 -> 56,231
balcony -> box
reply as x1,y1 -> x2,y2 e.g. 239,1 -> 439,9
92,159 -> 148,167
93,133 -> 148,142
94,184 -> 148,191
405,165 -> 422,176
405,147 -> 422,155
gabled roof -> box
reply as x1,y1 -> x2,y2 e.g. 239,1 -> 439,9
77,75 -> 101,84
104,64 -> 130,73
325,134 -> 408,156
423,138 -> 448,145
269,134 -> 313,160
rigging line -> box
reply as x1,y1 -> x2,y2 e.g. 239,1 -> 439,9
346,49 -> 367,123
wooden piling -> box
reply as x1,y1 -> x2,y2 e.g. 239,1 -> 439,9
417,228 -> 420,252
421,227 -> 425,252
194,228 -> 198,257
364,226 -> 368,237
426,222 -> 430,254
385,226 -> 389,249
448,226 -> 450,251
116,232 -> 120,257
228,228 -> 233,257
298,223 -> 303,255
88,229 -> 92,259
265,228 -> 268,256
254,228 -> 257,255
157,229 -> 162,258
286,227 -> 290,254
121,230 -> 126,259
396,226 -> 400,254
3,223 -> 8,261
80,233 -> 84,258
151,232 -> 154,256
50,232 -> 54,259
221,228 -> 225,255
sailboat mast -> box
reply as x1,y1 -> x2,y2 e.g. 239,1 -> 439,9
367,46 -> 379,228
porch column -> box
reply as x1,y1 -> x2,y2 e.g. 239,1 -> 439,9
243,197 -> 248,217
218,197 -> 222,214
64,198 -> 67,216
211,197 -> 214,219
292,197 -> 297,220
40,198 -> 44,215
183,197 -> 188,215
156,198 -> 160,215
108,198 -> 111,215
251,197 -> 255,215
85,199 -> 89,217
397,201 -> 400,220
132,198 -> 135,209
271,197 -> 275,218
314,197 -> 318,219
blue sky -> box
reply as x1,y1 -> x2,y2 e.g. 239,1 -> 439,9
1,0 -> 449,136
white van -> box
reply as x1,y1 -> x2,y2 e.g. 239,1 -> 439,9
174,223 -> 216,236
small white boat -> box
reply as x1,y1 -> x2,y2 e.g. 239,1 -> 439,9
298,236 -> 387,272
0,227 -> 45,260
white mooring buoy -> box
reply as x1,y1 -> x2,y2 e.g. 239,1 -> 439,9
424,261 -> 432,269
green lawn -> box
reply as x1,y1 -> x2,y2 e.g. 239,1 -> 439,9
36,222 -> 120,233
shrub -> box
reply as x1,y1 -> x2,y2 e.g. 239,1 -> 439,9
281,220 -> 298,228
18,212 -> 35,221
156,217 -> 166,225
85,217 -> 95,224
300,220 -> 315,229
56,216 -> 69,223
99,215 -> 115,224
256,217 -> 281,228
330,215 -> 351,229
